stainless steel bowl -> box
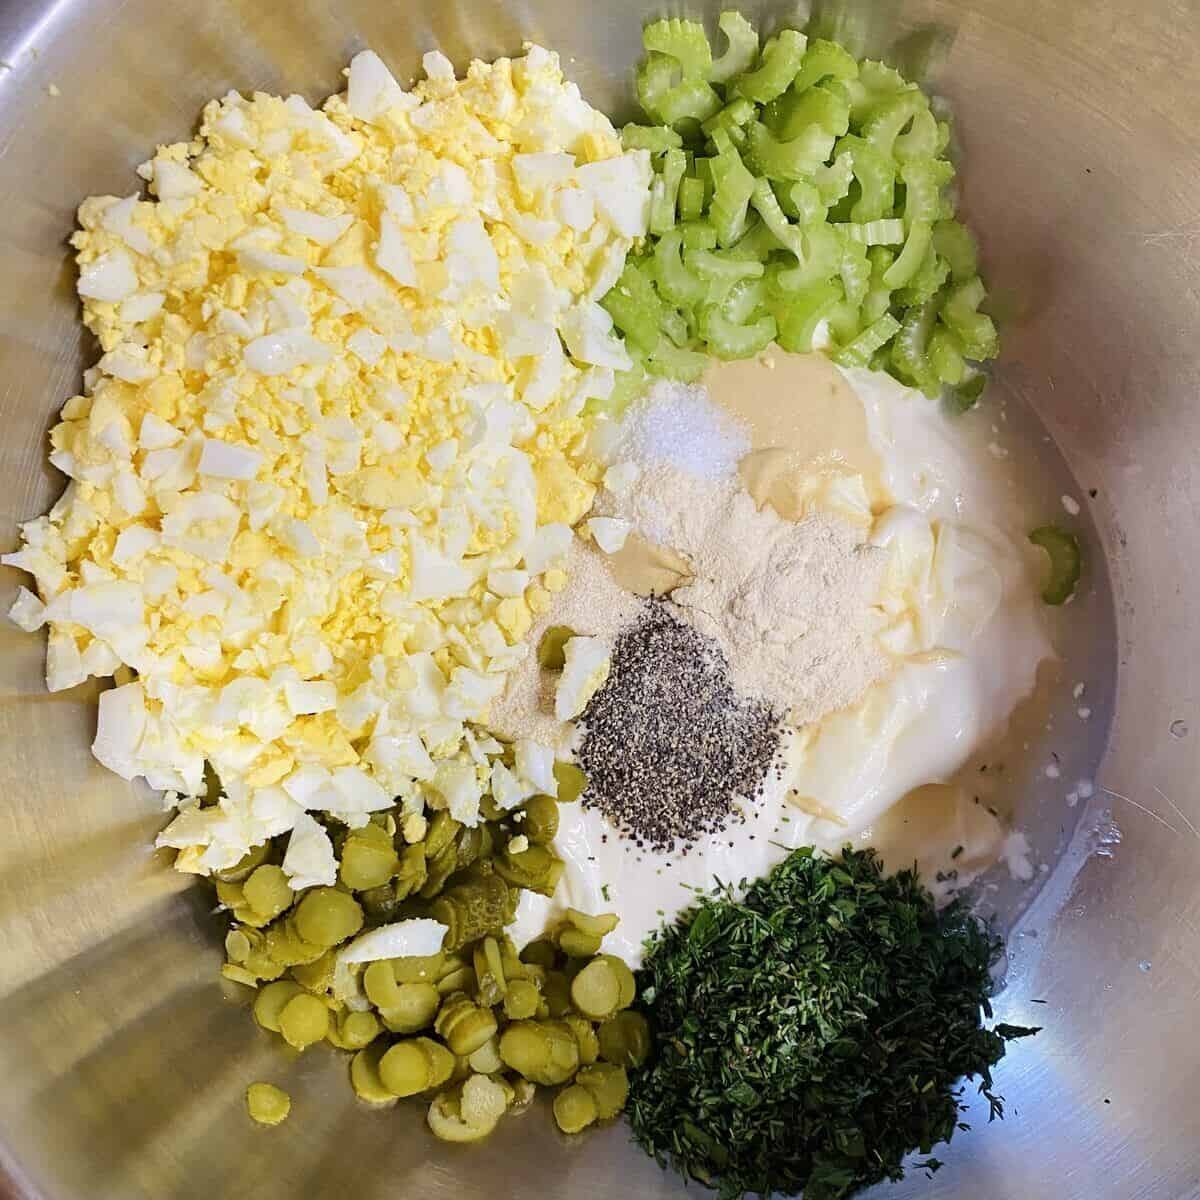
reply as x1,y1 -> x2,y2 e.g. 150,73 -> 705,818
0,2 -> 1194,1197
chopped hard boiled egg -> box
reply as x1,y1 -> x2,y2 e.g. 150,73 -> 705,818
4,44 -> 651,878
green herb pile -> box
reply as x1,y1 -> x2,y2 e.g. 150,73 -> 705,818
628,847 -> 1038,1200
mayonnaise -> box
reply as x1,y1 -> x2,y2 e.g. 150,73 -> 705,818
513,362 -> 1054,965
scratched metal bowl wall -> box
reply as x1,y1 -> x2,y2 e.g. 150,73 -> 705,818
0,2 -> 1193,1198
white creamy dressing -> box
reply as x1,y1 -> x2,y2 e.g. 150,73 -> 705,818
511,362 -> 1055,965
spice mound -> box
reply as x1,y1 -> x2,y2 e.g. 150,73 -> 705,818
577,602 -> 781,852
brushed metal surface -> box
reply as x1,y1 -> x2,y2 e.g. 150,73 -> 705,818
0,1 -> 1193,1198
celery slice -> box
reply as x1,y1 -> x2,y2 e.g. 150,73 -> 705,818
708,11 -> 759,84
932,219 -> 978,282
835,219 -> 905,245
737,29 -> 808,103
746,121 -> 834,181
901,158 -> 955,228
883,221 -> 933,289
1029,526 -> 1082,605
890,299 -> 940,395
708,147 -> 757,246
680,220 -> 718,250
941,276 -> 999,360
790,38 -> 859,93
836,137 -> 896,222
863,89 -> 927,157
645,336 -> 709,381
928,325 -> 967,384
895,243 -> 950,306
773,279 -> 843,353
643,18 -> 713,79
833,313 -> 901,367
895,107 -> 940,161
600,262 -> 662,356
839,235 -> 871,307
621,124 -> 683,154
678,176 -> 706,222
700,305 -> 777,358
766,84 -> 850,141
649,148 -> 687,235
702,96 -> 756,139
657,79 -> 723,127
652,229 -> 708,307
686,248 -> 765,285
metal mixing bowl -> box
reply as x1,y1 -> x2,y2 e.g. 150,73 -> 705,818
0,1 -> 1194,1197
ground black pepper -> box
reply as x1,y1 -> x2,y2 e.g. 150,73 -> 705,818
577,602 -> 780,851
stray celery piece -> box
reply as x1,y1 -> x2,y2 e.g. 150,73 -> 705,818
883,221 -> 933,289
643,17 -> 712,79
1029,526 -> 1082,605
737,28 -> 808,104
832,313 -> 901,367
708,147 -> 757,246
650,148 -> 687,235
789,38 -> 859,93
941,276 -> 999,359
678,176 -> 706,222
932,219 -> 979,282
601,262 -> 661,355
621,123 -> 683,154
708,10 -> 759,84
746,121 -> 834,181
700,305 -> 777,359
948,370 -> 988,413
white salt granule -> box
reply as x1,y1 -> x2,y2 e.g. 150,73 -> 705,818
613,378 -> 748,481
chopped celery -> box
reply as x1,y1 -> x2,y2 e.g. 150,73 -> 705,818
932,219 -> 978,282
863,89 -> 927,156
708,10 -> 759,84
895,243 -> 950,306
836,218 -> 905,245
621,124 -> 683,154
708,146 -> 757,246
678,176 -> 706,222
737,29 -> 808,104
766,84 -> 850,141
895,107 -> 940,161
832,313 -> 901,367
702,96 -> 756,140
928,326 -> 967,384
811,154 -> 855,206
650,148 -> 687,235
643,18 -> 713,79
652,230 -> 707,307
773,279 -> 842,353
680,220 -> 718,250
839,235 -> 871,307
941,276 -> 999,359
700,305 -> 777,358
658,79 -> 723,127
601,263 -> 662,355
890,299 -> 940,395
882,221 -> 933,288
901,158 -> 955,227
1029,526 -> 1082,605
790,38 -> 859,93
645,336 -> 709,381
610,15 -> 1000,396
948,370 -> 988,412
746,121 -> 834,181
